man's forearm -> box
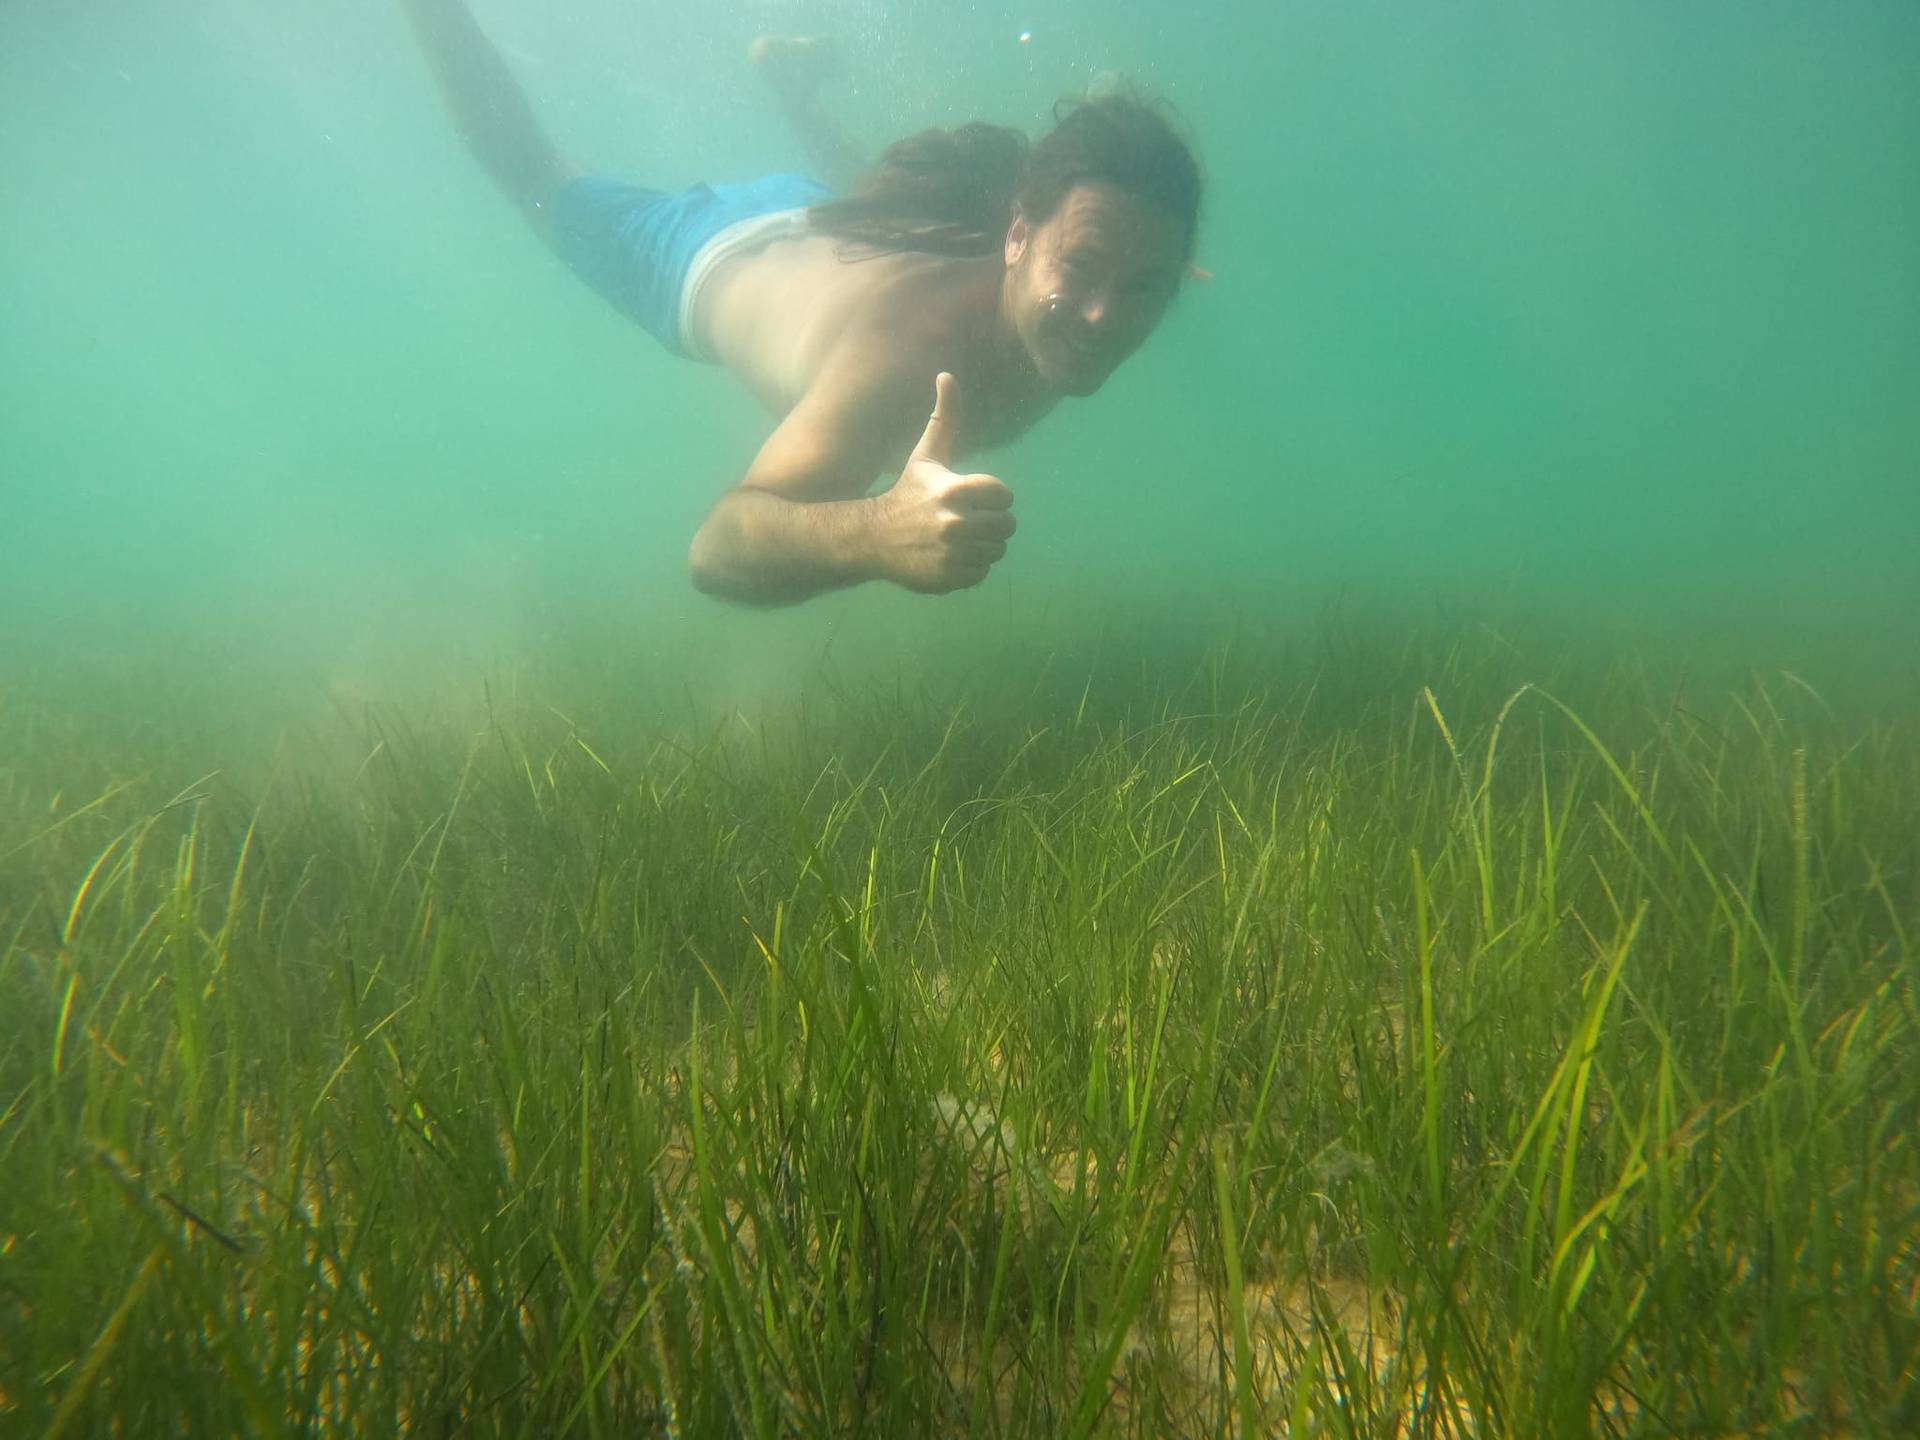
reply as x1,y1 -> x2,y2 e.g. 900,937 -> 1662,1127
401,0 -> 572,224
688,488 -> 884,607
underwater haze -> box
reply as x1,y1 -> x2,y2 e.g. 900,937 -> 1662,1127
2,0 -> 1916,693
3,1 -> 1919,1435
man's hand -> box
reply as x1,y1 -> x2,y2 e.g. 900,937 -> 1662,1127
870,373 -> 1017,594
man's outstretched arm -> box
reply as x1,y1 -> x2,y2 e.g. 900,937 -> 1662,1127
690,371 -> 1016,607
400,0 -> 574,231
689,486 -> 884,609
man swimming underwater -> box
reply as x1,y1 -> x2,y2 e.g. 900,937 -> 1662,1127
401,0 -> 1203,606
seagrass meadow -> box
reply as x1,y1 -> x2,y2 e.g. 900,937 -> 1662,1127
4,0 -> 1920,1434
2,617 -> 1916,1436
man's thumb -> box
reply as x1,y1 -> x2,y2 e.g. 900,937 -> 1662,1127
910,371 -> 959,466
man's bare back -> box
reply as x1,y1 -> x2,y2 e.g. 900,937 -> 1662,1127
401,0 -> 1199,607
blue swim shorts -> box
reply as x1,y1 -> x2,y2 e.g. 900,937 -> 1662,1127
550,172 -> 836,358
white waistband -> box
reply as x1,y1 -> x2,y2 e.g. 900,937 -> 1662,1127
678,207 -> 814,362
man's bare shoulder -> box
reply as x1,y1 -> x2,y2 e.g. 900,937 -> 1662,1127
835,252 -> 989,353
795,328 -> 941,464
826,258 -> 1015,441
763,322 -> 937,467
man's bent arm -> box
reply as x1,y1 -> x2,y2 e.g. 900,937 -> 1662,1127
689,488 -> 883,607
401,0 -> 574,230
688,362 -> 920,607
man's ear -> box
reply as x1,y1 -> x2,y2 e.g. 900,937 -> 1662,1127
1004,211 -> 1030,267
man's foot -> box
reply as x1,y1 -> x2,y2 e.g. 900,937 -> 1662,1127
748,34 -> 843,94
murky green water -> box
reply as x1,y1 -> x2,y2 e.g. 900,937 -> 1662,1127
3,0 -> 1914,714
4,8 -> 1918,1431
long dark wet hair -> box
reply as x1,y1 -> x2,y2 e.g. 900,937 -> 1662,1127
808,87 -> 1203,262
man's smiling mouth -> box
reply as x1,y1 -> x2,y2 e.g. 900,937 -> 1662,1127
1057,330 -> 1104,364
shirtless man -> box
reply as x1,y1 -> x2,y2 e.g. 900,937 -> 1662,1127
401,0 -> 1203,606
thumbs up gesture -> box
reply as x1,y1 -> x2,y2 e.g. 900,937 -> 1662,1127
872,373 -> 1018,593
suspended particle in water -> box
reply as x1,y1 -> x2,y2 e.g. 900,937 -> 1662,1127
1019,31 -> 1033,44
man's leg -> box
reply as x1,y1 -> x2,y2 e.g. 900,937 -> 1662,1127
749,35 -> 866,194
400,6 -> 844,358
400,1 -> 691,352
400,0 -> 575,236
